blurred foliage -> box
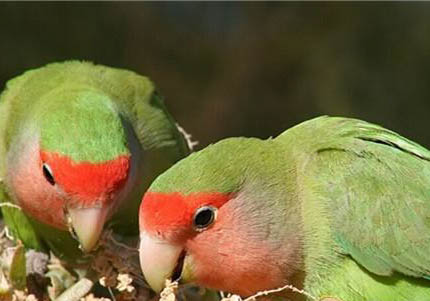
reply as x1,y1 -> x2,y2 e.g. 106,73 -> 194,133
1,3 -> 430,148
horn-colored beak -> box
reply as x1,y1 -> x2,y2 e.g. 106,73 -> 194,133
139,230 -> 184,293
68,207 -> 109,252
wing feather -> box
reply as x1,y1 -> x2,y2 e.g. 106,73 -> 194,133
304,118 -> 430,279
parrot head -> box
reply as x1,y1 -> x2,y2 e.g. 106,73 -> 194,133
139,138 -> 304,297
7,89 -> 139,252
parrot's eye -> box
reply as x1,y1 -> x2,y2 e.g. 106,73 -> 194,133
193,206 -> 216,231
42,163 -> 55,185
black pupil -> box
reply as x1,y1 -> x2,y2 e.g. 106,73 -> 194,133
194,207 -> 214,228
42,164 -> 55,185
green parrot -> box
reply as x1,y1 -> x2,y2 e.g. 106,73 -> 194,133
138,116 -> 430,301
0,61 -> 189,261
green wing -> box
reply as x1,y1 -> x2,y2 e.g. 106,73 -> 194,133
0,184 -> 44,251
306,117 -> 430,279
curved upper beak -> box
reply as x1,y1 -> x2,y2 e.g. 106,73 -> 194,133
139,230 -> 184,293
68,207 -> 110,252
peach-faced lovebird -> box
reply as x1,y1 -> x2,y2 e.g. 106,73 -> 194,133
139,116 -> 430,300
0,61 -> 189,260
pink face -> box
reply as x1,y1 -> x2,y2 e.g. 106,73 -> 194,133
140,191 -> 290,296
7,138 -> 130,230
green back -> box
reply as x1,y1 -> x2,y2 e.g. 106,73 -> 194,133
276,116 -> 430,300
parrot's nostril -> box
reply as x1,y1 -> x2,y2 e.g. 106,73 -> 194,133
171,250 -> 186,282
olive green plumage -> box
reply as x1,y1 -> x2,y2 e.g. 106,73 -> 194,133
280,116 -> 430,300
147,116 -> 430,300
0,61 -> 189,261
1,61 -> 188,162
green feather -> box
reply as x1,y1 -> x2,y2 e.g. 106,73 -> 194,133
0,184 -> 43,251
147,116 -> 430,300
0,61 -> 190,262
1,61 -> 188,162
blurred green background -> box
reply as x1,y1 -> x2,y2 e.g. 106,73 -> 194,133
1,3 -> 430,149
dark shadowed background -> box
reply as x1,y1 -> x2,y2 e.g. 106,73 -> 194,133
1,3 -> 430,149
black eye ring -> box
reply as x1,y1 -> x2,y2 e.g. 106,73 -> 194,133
42,163 -> 55,185
192,206 -> 217,231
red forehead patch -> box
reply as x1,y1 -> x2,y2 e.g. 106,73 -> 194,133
40,151 -> 130,206
140,192 -> 231,235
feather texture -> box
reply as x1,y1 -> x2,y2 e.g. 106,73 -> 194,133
0,61 -> 190,261
141,116 -> 430,300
